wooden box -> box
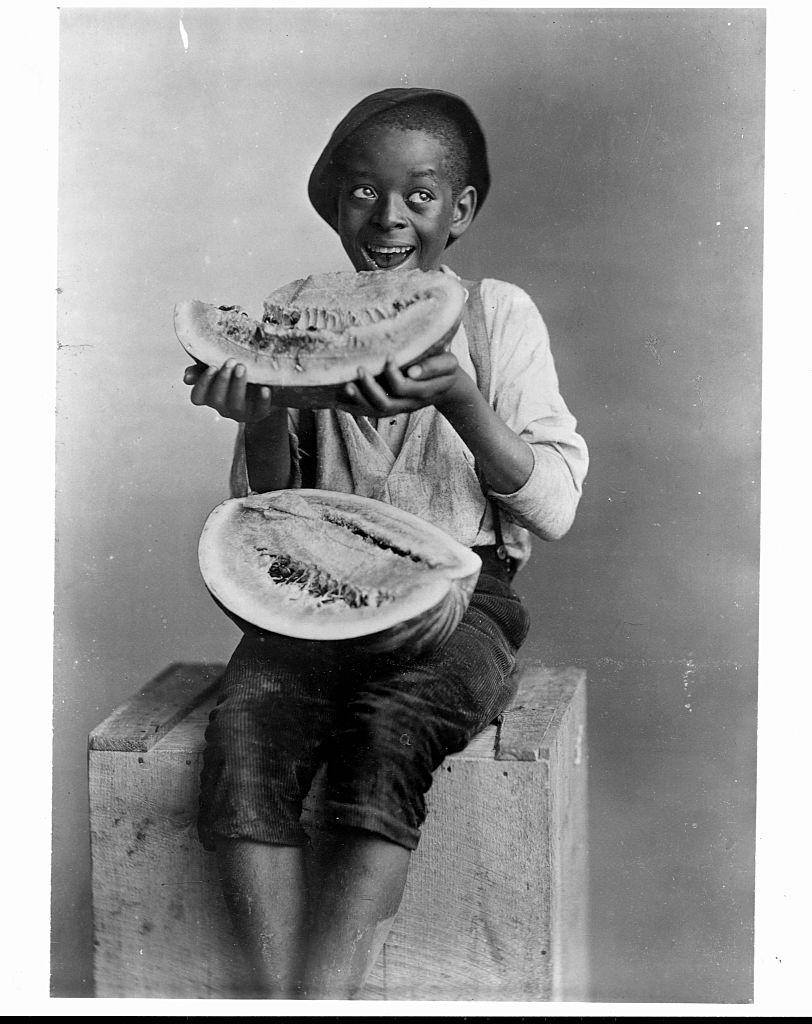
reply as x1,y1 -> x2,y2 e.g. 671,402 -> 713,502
89,660 -> 588,1000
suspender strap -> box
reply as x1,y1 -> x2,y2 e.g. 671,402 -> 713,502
295,406 -> 317,489
460,280 -> 512,574
461,280 -> 492,404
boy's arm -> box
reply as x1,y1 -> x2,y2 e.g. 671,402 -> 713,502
243,410 -> 294,493
433,372 -> 534,496
339,355 -> 534,489
346,357 -> 582,541
184,360 -> 294,492
415,368 -> 536,495
343,360 -> 574,539
339,284 -> 587,541
473,281 -> 588,540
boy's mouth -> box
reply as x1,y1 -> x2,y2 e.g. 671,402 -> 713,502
362,244 -> 415,271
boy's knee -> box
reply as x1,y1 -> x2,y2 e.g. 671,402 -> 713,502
318,693 -> 448,847
339,691 -> 447,773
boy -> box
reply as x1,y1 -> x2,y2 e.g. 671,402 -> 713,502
183,87 -> 588,999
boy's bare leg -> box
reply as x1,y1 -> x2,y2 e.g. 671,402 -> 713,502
216,839 -> 308,998
303,830 -> 411,999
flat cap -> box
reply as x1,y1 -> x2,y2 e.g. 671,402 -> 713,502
308,87 -> 490,237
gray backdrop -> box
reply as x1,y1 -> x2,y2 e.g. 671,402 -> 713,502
54,8 -> 763,1002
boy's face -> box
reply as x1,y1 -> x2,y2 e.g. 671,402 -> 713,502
336,127 -> 476,274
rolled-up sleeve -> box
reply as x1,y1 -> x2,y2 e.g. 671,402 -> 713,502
482,279 -> 589,541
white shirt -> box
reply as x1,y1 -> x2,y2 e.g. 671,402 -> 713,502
231,270 -> 589,571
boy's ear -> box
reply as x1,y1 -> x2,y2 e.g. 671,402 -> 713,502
448,185 -> 478,241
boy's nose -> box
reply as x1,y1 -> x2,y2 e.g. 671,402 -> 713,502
373,194 -> 408,229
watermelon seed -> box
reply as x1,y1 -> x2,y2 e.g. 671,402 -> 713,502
321,511 -> 428,564
258,550 -> 393,609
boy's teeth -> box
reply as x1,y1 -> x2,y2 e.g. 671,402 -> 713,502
364,244 -> 415,270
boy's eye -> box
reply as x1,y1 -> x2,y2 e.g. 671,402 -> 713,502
351,185 -> 377,201
408,189 -> 434,205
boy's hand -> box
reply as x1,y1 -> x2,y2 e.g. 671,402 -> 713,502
335,353 -> 472,418
184,360 -> 274,423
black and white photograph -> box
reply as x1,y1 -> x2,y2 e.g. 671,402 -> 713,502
10,1 -> 805,1014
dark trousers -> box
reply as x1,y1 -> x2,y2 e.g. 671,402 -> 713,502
198,553 -> 530,852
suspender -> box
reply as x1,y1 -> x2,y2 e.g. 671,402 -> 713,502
460,280 -> 492,401
460,280 -> 512,573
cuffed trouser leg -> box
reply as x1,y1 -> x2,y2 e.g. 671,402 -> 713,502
319,572 -> 530,849
198,637 -> 338,850
198,571 -> 530,852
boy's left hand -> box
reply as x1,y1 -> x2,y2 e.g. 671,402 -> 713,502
335,352 -> 469,418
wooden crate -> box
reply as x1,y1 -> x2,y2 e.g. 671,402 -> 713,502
89,660 -> 588,1000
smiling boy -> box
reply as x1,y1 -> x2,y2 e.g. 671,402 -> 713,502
183,88 -> 588,999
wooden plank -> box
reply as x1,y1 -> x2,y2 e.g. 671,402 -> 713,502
450,721 -> 497,760
496,664 -> 586,762
89,663 -> 225,752
548,672 -> 589,1001
89,741 -> 250,997
373,760 -> 553,1000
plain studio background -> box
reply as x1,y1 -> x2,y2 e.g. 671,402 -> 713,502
52,8 -> 762,1003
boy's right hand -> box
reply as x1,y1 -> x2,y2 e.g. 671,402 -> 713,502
184,360 -> 274,423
